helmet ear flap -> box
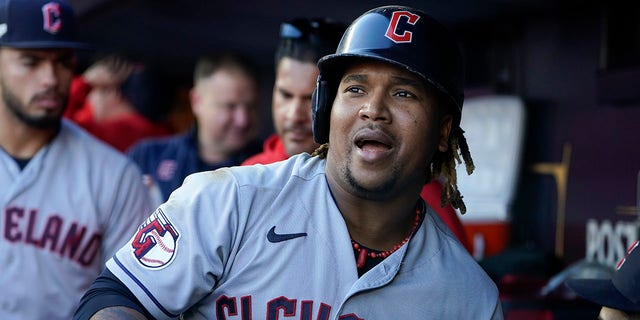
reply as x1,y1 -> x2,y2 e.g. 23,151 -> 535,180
312,75 -> 330,144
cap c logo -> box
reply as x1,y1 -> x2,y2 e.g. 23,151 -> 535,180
385,11 -> 420,43
42,2 -> 62,34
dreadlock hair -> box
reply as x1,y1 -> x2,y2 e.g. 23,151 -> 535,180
431,125 -> 474,214
310,143 -> 329,158
310,91 -> 475,214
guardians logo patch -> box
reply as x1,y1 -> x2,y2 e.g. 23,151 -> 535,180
131,208 -> 180,269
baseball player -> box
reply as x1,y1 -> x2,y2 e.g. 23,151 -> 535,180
243,16 -> 472,253
0,0 -> 153,319
75,5 -> 501,319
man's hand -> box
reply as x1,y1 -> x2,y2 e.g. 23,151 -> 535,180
83,55 -> 134,88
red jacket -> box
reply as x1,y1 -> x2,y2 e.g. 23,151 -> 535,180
241,134 -> 289,165
420,180 -> 472,253
243,134 -> 473,253
65,77 -> 170,153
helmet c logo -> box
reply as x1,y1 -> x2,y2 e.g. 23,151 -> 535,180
385,11 -> 420,43
42,2 -> 62,34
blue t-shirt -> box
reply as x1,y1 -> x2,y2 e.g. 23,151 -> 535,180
127,126 -> 262,200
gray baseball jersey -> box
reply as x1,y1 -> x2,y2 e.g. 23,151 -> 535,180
0,120 -> 154,319
109,153 -> 502,319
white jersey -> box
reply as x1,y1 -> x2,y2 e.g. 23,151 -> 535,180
0,120 -> 154,320
109,153 -> 502,319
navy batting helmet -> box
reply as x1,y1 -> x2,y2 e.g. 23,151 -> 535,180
311,5 -> 465,144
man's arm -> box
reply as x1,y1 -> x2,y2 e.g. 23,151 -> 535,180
90,307 -> 147,320
73,268 -> 154,320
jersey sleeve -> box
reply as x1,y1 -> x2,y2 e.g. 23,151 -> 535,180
73,268 -> 154,320
102,161 -> 155,263
106,169 -> 243,319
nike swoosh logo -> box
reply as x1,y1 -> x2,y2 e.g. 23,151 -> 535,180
267,226 -> 307,243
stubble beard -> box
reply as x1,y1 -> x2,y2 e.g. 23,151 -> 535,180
343,155 -> 401,201
1,80 -> 64,130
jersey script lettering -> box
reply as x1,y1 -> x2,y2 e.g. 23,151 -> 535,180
3,206 -> 102,266
215,295 -> 365,320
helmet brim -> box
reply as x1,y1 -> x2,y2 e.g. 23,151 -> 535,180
319,52 -> 463,119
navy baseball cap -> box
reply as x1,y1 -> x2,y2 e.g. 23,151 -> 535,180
566,241 -> 640,312
0,0 -> 87,49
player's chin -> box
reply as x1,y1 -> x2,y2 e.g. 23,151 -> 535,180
347,170 -> 399,200
23,113 -> 62,129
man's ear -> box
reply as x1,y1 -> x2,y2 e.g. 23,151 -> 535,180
438,114 -> 453,153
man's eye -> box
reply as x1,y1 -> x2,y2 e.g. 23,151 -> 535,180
395,91 -> 414,98
346,87 -> 363,94
279,90 -> 293,99
20,58 -> 37,67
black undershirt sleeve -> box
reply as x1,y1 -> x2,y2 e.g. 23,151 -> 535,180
73,268 -> 154,320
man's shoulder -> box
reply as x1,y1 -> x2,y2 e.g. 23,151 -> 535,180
60,120 -> 131,162
241,149 -> 285,166
54,121 -> 143,179
420,209 -> 498,290
232,153 -> 325,186
177,154 -> 327,212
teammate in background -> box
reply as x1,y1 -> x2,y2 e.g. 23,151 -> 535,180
566,241 -> 640,320
65,54 -> 172,152
75,5 -> 501,319
127,51 -> 262,201
242,16 -> 472,253
0,1 -> 153,319
242,17 -> 345,165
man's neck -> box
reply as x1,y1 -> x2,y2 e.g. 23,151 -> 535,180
342,199 -> 420,250
325,172 -> 422,251
0,115 -> 57,158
